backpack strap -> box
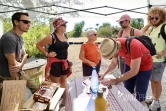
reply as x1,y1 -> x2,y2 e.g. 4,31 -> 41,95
130,28 -> 135,36
149,27 -> 154,35
64,33 -> 68,39
125,37 -> 133,54
50,33 -> 56,51
159,24 -> 166,42
119,30 -> 123,37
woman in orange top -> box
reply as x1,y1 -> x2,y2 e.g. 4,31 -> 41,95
79,29 -> 101,77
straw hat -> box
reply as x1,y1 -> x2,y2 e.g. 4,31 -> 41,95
99,38 -> 118,59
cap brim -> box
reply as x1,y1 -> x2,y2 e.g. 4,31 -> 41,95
116,18 -> 125,22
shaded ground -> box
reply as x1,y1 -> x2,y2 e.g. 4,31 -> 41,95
61,44 -> 166,111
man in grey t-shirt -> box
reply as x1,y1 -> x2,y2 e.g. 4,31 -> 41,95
0,12 -> 39,100
0,30 -> 24,77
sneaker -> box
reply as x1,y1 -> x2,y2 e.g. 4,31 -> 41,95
145,96 -> 153,104
149,100 -> 160,111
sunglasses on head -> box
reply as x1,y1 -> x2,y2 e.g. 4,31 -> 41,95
19,20 -> 31,24
61,24 -> 66,27
150,16 -> 159,20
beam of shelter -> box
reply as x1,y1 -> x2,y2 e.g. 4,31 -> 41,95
106,6 -> 148,16
0,3 -> 54,15
52,5 -> 106,16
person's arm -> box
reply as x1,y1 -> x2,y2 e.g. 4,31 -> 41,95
140,24 -> 152,34
103,57 -> 118,76
134,29 -> 143,36
10,47 -> 28,73
36,34 -> 56,57
156,48 -> 166,59
117,31 -> 122,38
101,57 -> 141,85
20,47 -> 28,68
79,47 -> 96,67
116,57 -> 141,82
5,53 -> 19,80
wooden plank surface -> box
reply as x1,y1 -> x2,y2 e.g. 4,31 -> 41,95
49,88 -> 65,110
115,83 -> 148,111
23,87 -> 64,111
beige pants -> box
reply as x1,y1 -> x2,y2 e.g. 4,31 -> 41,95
0,71 -> 39,100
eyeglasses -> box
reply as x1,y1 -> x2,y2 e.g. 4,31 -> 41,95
119,20 -> 127,25
93,34 -> 97,36
19,20 -> 31,24
150,17 -> 159,20
61,24 -> 67,27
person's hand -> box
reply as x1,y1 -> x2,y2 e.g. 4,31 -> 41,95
98,74 -> 105,80
147,22 -> 152,27
10,62 -> 22,72
156,52 -> 164,59
101,78 -> 118,85
48,51 -> 57,57
89,61 -> 96,67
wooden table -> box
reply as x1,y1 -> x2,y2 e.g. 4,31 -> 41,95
66,75 -> 148,111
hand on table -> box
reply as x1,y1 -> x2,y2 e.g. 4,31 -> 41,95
101,78 -> 118,85
98,74 -> 105,81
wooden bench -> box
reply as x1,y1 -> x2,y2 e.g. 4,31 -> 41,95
23,86 -> 65,111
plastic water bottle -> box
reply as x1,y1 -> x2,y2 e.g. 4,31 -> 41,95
90,67 -> 99,99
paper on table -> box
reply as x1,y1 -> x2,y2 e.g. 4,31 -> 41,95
73,97 -> 90,111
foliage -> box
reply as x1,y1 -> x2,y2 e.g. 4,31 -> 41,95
130,18 -> 144,30
81,31 -> 86,37
72,21 -> 85,37
3,18 -> 12,33
67,31 -> 74,37
2,18 -> 50,58
97,23 -> 120,38
23,21 -> 50,57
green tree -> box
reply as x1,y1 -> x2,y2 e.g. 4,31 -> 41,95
3,18 -> 12,33
95,23 -> 99,30
23,21 -> 50,57
99,23 -> 111,29
130,18 -> 144,30
97,23 -> 113,37
72,21 -> 85,37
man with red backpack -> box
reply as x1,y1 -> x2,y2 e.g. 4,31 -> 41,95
141,7 -> 166,110
117,14 -> 142,74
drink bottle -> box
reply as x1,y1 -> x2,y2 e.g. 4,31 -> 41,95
90,67 -> 99,99
95,89 -> 106,111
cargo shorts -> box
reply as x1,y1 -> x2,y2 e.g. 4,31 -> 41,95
150,62 -> 166,81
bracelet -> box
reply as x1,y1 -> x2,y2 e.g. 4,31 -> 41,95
45,52 -> 48,57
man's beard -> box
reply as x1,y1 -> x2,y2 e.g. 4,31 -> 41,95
152,21 -> 162,27
122,26 -> 127,29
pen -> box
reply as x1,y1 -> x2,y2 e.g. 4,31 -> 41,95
82,81 -> 88,86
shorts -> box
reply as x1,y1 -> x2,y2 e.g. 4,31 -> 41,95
150,62 -> 166,81
50,61 -> 70,77
83,60 -> 101,77
124,64 -> 152,102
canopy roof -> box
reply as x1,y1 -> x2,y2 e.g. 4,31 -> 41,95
0,0 -> 166,19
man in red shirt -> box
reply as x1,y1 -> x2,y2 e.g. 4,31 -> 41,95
99,36 -> 152,105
